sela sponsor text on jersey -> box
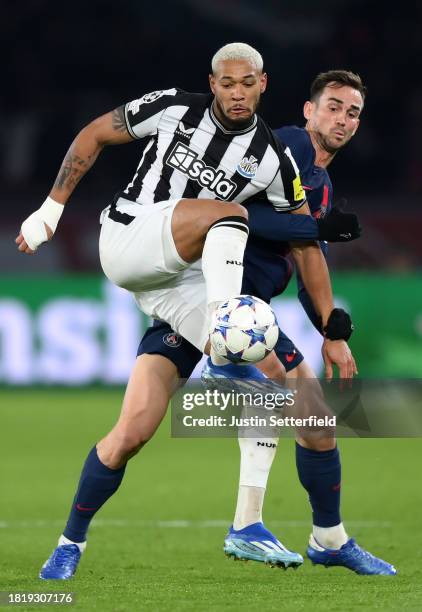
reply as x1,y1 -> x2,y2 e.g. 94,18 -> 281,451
166,141 -> 237,200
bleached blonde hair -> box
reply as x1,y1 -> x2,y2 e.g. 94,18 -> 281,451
211,42 -> 264,74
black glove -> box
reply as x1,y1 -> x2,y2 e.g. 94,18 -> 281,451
316,203 -> 361,242
317,308 -> 354,341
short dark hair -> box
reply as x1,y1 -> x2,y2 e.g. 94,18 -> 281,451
310,70 -> 367,103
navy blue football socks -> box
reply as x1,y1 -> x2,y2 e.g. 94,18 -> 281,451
63,446 -> 126,542
295,442 -> 342,527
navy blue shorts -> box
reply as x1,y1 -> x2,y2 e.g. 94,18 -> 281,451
137,320 -> 304,378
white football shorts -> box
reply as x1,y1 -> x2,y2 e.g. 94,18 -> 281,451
99,197 -> 188,291
99,197 -> 208,351
134,262 -> 208,351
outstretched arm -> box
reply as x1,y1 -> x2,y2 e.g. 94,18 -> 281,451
247,200 -> 361,243
16,106 -> 133,254
49,107 -> 133,205
289,204 -> 334,326
289,204 -> 357,379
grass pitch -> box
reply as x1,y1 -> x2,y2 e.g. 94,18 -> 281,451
1,389 -> 422,611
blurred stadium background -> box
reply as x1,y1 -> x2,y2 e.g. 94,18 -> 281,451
1,2 -> 421,609
1,0 -> 421,383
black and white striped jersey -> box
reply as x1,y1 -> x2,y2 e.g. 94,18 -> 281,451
120,88 -> 306,212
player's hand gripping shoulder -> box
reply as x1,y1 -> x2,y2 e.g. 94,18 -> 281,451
15,106 -> 132,254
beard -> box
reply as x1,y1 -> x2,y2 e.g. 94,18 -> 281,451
213,97 -> 258,131
314,130 -> 345,154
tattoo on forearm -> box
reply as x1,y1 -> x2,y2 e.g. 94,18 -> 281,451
53,107 -> 126,193
54,150 -> 95,191
112,106 -> 127,132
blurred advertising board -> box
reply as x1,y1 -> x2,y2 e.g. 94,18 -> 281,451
0,274 -> 420,385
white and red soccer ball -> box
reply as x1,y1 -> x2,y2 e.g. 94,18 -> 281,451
210,295 -> 279,364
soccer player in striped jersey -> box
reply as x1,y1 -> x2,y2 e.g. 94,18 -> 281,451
18,44 -> 317,358
17,44 -> 358,579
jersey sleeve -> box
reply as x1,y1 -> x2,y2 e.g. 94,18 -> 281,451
274,126 -> 315,178
247,200 -> 319,241
124,88 -> 179,139
265,145 -> 307,212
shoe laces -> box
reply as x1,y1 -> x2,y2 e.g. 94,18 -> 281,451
350,542 -> 379,567
52,545 -> 80,566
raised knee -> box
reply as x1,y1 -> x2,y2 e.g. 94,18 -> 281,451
227,201 -> 248,220
204,201 -> 248,233
207,202 -> 248,231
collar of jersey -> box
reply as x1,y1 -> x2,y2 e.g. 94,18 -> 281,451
209,104 -> 257,135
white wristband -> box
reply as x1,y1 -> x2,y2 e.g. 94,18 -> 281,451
21,197 -> 64,251
38,197 -> 64,233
